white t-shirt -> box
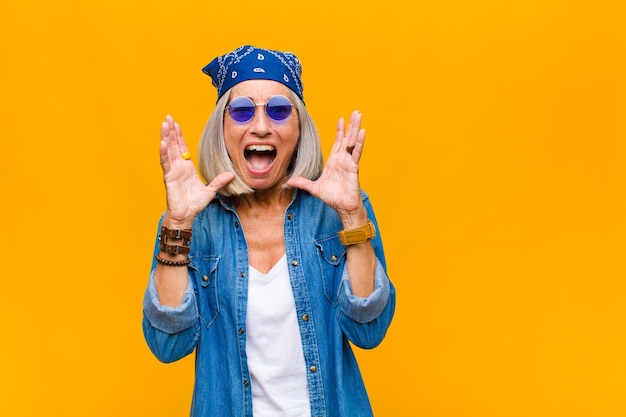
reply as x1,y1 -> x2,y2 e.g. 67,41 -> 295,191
246,254 -> 312,417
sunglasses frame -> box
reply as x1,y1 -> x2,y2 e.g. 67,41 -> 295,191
226,95 -> 294,123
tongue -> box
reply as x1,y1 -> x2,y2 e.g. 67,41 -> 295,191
247,153 -> 273,171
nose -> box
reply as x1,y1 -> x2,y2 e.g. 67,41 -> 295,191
249,106 -> 272,136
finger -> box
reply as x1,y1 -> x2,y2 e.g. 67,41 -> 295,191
173,120 -> 191,157
351,128 -> 366,163
345,111 -> 362,154
162,115 -> 180,154
160,117 -> 177,171
165,114 -> 176,136
348,110 -> 361,133
159,134 -> 171,173
332,117 -> 345,153
162,115 -> 192,162
160,119 -> 168,140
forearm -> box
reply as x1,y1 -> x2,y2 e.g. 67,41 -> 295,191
154,215 -> 194,307
154,262 -> 190,307
341,206 -> 376,297
345,243 -> 376,297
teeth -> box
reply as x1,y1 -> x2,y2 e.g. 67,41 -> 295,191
246,144 -> 275,152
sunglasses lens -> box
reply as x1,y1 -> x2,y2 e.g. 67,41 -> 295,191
228,97 -> 255,122
266,95 -> 293,121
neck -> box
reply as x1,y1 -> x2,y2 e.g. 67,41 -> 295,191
235,186 -> 294,213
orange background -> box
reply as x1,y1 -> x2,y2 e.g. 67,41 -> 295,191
1,1 -> 625,416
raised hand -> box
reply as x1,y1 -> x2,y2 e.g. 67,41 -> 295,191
287,110 -> 366,225
160,115 -> 235,228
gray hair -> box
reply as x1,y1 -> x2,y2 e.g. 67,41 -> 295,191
198,89 -> 323,196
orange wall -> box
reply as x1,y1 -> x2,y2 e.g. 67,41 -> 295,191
1,1 -> 625,416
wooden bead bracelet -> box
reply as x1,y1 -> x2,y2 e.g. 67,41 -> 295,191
155,255 -> 191,267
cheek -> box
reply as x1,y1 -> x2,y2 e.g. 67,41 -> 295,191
223,124 -> 243,156
280,117 -> 300,143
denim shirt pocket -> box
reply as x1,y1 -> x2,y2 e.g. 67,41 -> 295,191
314,233 -> 347,305
189,255 -> 221,328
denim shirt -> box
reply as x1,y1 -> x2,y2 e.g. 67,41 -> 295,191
143,190 -> 396,417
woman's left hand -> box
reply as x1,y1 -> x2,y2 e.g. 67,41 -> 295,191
287,110 -> 367,226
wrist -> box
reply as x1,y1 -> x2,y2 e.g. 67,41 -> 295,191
338,220 -> 376,246
163,213 -> 194,230
158,225 -> 193,263
337,206 -> 368,230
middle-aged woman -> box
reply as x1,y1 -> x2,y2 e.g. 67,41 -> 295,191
142,45 -> 396,417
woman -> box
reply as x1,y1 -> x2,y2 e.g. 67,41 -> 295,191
143,45 -> 396,417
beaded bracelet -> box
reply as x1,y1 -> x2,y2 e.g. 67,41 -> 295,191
155,254 -> 191,267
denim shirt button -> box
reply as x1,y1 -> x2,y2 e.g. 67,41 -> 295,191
302,314 -> 309,321
234,221 -> 240,227
238,328 -> 245,335
287,213 -> 294,220
202,275 -> 209,282
291,260 -> 298,267
243,380 -> 249,387
309,366 -> 317,373
331,255 -> 338,261
239,272 -> 245,278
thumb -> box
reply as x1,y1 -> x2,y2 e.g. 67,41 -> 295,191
206,172 -> 236,194
287,176 -> 316,194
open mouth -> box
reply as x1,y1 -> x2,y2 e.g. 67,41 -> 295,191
244,144 -> 277,172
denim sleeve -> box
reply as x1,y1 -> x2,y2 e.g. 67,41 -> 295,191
142,271 -> 199,363
337,258 -> 396,349
338,258 -> 390,322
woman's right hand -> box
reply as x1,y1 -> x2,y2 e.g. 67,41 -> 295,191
159,115 -> 235,228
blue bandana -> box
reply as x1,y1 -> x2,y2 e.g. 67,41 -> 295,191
202,45 -> 304,103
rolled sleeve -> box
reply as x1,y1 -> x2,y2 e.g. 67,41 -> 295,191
338,258 -> 391,323
142,271 -> 198,334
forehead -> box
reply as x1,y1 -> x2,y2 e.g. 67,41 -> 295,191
230,79 -> 291,100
